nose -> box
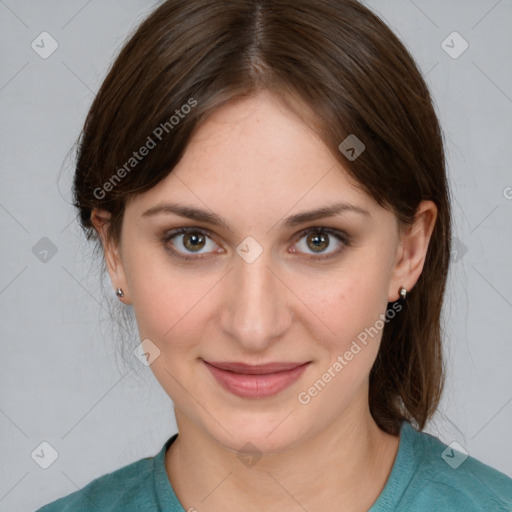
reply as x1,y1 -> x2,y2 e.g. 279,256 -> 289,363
219,251 -> 292,352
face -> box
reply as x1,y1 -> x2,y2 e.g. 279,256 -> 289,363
96,90 -> 435,454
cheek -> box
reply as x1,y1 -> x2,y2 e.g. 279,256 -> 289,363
294,274 -> 389,414
123,246 -> 218,346
299,261 -> 390,350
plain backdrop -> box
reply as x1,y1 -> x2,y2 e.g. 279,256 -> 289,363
0,1 -> 511,510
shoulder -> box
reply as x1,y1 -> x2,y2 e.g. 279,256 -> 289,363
401,422 -> 512,511
35,450 -> 159,511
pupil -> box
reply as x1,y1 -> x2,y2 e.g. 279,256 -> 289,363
185,233 -> 205,251
308,233 -> 328,252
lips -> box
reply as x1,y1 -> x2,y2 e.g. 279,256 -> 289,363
206,361 -> 307,374
203,359 -> 311,399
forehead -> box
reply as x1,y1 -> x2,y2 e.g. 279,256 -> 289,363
126,91 -> 380,225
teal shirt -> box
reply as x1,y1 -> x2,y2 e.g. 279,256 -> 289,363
37,421 -> 512,511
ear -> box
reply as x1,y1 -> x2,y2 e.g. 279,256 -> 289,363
388,200 -> 438,302
90,208 -> 131,304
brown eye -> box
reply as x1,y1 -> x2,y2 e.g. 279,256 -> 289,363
182,231 -> 206,252
306,232 -> 330,253
163,227 -> 219,259
293,227 -> 349,260
162,226 -> 349,262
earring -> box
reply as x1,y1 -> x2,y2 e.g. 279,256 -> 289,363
115,288 -> 125,298
399,286 -> 407,300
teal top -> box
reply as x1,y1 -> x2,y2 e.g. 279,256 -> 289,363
37,421 -> 512,511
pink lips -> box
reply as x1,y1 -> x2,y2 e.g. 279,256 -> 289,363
203,360 -> 311,399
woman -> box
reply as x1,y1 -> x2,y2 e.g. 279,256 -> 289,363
38,0 -> 512,510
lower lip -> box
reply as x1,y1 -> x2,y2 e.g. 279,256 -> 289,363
203,361 -> 311,399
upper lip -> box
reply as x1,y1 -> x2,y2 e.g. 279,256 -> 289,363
204,360 -> 310,374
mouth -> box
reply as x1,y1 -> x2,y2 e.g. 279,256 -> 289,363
202,359 -> 311,399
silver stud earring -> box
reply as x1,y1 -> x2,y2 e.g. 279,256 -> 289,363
115,288 -> 124,298
399,287 -> 407,300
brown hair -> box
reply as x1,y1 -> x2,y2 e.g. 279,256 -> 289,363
73,0 -> 451,435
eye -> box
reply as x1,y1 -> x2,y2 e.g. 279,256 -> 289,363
162,226 -> 350,261
163,227 -> 220,259
292,227 -> 349,260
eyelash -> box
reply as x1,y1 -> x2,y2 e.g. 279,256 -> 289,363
161,226 -> 351,262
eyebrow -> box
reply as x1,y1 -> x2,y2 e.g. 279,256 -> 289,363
141,202 -> 371,231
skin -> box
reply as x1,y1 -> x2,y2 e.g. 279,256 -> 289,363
92,90 -> 437,512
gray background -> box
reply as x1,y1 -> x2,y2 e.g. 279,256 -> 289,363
0,0 -> 511,510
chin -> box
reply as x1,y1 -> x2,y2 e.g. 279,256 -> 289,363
201,407 -> 310,455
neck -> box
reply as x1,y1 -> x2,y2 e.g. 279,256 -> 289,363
165,405 -> 400,512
